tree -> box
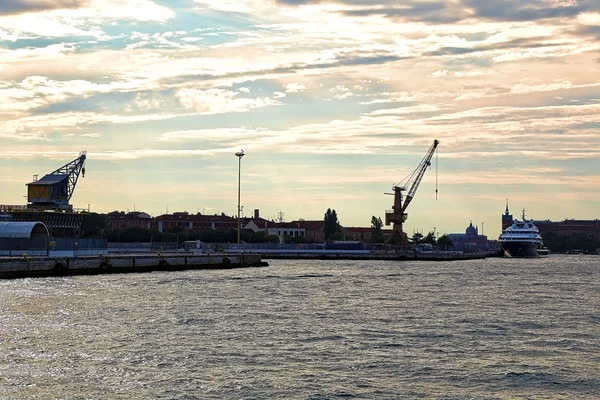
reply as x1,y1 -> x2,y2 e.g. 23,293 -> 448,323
324,208 -> 341,240
437,234 -> 453,250
247,231 -> 267,243
370,216 -> 385,243
81,213 -> 106,238
284,235 -> 306,244
422,231 -> 437,245
169,226 -> 184,234
267,235 -> 280,244
411,232 -> 424,244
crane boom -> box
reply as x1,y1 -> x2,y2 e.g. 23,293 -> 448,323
384,140 -> 439,244
401,139 -> 439,212
46,151 -> 87,203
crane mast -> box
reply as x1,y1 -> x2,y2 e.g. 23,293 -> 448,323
385,140 -> 439,244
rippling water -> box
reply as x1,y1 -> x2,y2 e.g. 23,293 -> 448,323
0,256 -> 598,399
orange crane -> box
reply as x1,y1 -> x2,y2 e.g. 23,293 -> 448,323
384,140 -> 439,244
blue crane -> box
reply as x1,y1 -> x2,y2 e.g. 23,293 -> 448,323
27,151 -> 87,211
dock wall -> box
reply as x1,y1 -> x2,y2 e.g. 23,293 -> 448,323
0,253 -> 266,279
260,251 -> 487,261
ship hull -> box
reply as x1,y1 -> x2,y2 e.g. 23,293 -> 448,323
502,241 -> 540,258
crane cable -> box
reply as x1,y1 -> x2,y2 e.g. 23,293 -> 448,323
436,146 -> 438,200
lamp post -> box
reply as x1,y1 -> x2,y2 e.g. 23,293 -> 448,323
235,150 -> 245,247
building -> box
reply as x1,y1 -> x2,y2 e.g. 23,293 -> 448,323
289,220 -> 325,243
502,203 -> 600,239
153,212 -> 238,233
502,200 -> 513,231
241,218 -> 269,234
447,222 -> 488,252
0,221 -> 50,255
535,219 -> 600,239
5,210 -> 84,238
342,227 -> 394,242
105,211 -> 240,234
266,222 -> 305,239
241,212 -> 307,241
106,211 -> 152,230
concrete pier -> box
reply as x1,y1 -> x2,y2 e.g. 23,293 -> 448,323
0,253 -> 267,279
259,251 -> 487,261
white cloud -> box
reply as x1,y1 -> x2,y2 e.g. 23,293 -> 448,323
0,0 -> 174,40
157,127 -> 275,143
285,83 -> 307,93
367,105 -> 439,116
454,70 -> 488,78
181,37 -> 204,43
432,69 -> 448,78
175,88 -> 280,114
0,131 -> 48,141
577,12 -> 600,25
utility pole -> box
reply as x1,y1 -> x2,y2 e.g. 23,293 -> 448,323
235,150 -> 245,247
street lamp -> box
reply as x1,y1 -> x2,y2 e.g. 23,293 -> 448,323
235,150 -> 245,246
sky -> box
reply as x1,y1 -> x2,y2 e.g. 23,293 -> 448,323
1,0 -> 599,237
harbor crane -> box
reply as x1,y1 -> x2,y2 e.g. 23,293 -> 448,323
384,140 -> 439,244
26,151 -> 87,211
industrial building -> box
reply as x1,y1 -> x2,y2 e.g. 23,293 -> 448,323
0,221 -> 50,255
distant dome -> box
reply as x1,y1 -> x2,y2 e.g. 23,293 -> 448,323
466,221 -> 478,236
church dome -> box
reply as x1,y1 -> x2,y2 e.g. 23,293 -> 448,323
466,221 -> 478,236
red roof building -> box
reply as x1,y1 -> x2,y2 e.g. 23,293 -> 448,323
106,211 -> 152,230
534,219 -> 600,239
106,211 -> 238,233
154,212 -> 237,233
342,227 -> 394,242
289,220 -> 324,243
502,204 -> 599,239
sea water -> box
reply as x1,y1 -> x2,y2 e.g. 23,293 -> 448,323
0,256 -> 598,399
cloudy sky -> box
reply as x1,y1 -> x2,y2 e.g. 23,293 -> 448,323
1,0 -> 599,236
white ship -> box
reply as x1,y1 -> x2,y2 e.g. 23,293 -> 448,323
499,209 -> 549,258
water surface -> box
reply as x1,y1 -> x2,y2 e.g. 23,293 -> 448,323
0,256 -> 598,399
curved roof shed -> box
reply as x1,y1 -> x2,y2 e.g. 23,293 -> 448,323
0,222 -> 49,239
